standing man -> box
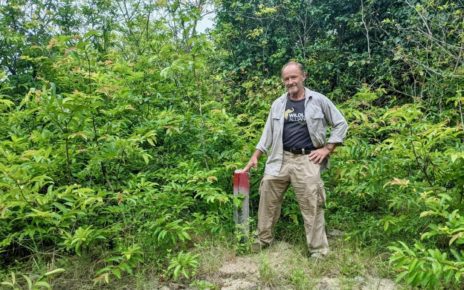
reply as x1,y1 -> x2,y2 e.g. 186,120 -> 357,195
241,61 -> 348,257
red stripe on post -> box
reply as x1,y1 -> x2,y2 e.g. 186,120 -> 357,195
233,170 -> 250,195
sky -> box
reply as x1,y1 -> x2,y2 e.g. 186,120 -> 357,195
196,7 -> 216,33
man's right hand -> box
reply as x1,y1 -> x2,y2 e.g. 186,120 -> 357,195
240,149 -> 263,173
242,156 -> 258,172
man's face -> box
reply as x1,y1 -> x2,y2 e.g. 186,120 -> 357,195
281,64 -> 306,97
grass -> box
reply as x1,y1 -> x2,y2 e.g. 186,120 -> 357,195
248,237 -> 398,289
194,240 -> 236,277
258,254 -> 279,287
1,235 -> 400,289
289,268 -> 313,290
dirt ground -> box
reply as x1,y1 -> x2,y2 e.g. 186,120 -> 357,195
197,240 -> 398,290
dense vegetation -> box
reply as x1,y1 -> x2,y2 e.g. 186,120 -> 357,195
1,0 -> 463,289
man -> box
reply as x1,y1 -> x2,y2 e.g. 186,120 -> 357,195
241,61 -> 348,257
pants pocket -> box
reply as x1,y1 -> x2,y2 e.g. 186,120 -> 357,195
317,183 -> 326,208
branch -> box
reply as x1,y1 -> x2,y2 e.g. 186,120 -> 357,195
406,0 -> 432,36
361,0 -> 371,59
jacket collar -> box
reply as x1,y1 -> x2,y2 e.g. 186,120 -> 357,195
282,87 -> 313,103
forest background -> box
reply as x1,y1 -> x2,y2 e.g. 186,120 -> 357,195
0,0 -> 463,289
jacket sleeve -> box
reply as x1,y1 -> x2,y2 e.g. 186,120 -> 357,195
321,96 -> 348,144
256,110 -> 273,154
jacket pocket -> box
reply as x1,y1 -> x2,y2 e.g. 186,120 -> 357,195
272,113 -> 281,130
310,113 -> 326,146
311,112 -> 325,130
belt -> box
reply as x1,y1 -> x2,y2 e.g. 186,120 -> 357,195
283,147 -> 314,155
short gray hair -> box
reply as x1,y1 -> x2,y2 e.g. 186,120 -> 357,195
281,61 -> 305,75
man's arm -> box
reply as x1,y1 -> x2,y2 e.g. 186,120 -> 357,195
242,149 -> 263,172
241,107 -> 274,172
320,96 -> 348,144
309,96 -> 348,164
255,108 -> 274,154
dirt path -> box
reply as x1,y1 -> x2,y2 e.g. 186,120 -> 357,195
203,239 -> 398,290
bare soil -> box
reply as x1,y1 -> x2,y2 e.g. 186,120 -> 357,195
202,240 -> 397,290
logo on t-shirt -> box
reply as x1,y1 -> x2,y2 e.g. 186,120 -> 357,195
284,108 -> 294,120
285,107 -> 305,123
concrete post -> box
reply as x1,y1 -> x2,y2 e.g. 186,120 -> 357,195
233,170 -> 250,239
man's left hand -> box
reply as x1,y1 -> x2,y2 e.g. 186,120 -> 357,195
308,147 -> 331,164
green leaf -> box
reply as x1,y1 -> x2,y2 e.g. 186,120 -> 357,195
112,268 -> 121,279
44,268 -> 65,276
21,275 -> 32,290
33,281 -> 51,289
450,232 -> 464,246
0,282 -> 15,288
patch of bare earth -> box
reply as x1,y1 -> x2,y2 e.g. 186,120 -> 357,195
203,239 -> 398,290
217,256 -> 259,290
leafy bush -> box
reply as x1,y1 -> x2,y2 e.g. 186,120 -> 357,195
0,2 -> 245,284
1,0 -> 463,288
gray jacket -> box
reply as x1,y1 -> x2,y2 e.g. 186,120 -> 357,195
256,88 -> 348,176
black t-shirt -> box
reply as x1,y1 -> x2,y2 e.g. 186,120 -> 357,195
282,98 -> 314,149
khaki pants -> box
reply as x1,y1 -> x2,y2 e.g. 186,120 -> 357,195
257,151 -> 329,255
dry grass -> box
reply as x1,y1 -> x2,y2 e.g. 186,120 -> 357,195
194,241 -> 236,277
49,255 -> 163,290
2,236 -> 398,289
217,238 -> 398,289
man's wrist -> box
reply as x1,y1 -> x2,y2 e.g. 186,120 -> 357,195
324,143 -> 336,154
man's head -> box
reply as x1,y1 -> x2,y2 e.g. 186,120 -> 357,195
281,61 -> 307,99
